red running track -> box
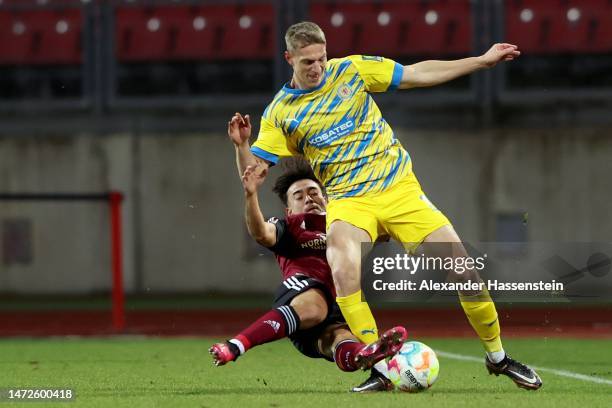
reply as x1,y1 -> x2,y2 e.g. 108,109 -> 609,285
1,307 -> 610,338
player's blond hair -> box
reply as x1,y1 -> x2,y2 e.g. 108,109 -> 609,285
285,21 -> 326,53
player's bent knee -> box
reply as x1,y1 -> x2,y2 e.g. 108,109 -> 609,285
295,305 -> 326,329
289,289 -> 328,329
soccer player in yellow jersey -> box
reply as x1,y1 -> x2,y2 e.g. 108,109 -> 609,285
229,21 -> 542,390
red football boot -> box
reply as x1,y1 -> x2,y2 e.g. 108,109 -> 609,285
354,326 -> 408,370
208,342 -> 238,366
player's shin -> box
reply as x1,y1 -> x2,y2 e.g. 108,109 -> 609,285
336,290 -> 379,344
232,305 -> 301,355
459,288 -> 504,358
333,340 -> 365,372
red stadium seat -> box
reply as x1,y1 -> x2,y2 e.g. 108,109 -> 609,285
0,11 -> 30,64
309,0 -> 472,58
115,7 -> 174,62
210,3 -> 275,59
115,3 -> 275,62
171,5 -> 216,60
0,8 -> 82,65
505,0 -> 612,54
309,2 -> 381,57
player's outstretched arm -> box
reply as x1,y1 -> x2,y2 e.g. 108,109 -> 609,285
242,164 -> 277,247
398,43 -> 520,89
228,112 -> 270,177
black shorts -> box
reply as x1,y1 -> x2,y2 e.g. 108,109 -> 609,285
273,274 -> 346,360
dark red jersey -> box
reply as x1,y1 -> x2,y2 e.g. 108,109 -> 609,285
266,212 -> 335,297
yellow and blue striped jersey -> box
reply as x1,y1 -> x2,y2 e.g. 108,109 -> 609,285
251,55 -> 412,200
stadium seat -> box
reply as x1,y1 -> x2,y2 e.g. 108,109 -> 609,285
505,0 -> 612,54
309,0 -> 472,58
210,3 -> 275,59
309,2 -> 381,57
0,8 -> 82,65
115,6 -> 175,62
115,3 -> 275,62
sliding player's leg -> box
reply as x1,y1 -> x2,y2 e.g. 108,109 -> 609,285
209,278 -> 329,366
317,323 -> 393,393
317,323 -> 364,371
292,305 -> 401,393
208,300 -> 306,366
311,304 -> 406,372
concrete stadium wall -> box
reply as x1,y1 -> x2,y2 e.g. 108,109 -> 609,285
0,127 -> 610,294
0,134 -> 134,294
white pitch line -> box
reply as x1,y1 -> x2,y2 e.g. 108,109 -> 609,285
436,350 -> 612,386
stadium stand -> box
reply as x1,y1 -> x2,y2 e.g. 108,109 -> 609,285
115,3 -> 275,62
0,0 -> 609,102
0,7 -> 82,65
505,0 -> 612,54
309,0 -> 472,57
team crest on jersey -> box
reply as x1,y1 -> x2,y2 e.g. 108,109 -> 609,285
337,83 -> 353,100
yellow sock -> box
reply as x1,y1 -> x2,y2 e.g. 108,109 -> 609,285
459,288 -> 503,353
336,290 -> 379,344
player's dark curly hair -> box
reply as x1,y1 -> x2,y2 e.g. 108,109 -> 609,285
272,159 -> 326,205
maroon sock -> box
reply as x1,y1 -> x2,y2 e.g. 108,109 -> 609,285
229,305 -> 300,354
334,340 -> 365,372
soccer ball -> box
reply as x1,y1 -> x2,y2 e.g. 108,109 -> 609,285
387,341 -> 440,392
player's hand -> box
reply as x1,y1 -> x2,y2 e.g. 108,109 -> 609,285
228,112 -> 252,147
242,164 -> 268,196
479,43 -> 520,68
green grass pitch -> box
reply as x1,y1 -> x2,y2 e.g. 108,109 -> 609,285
1,337 -> 611,407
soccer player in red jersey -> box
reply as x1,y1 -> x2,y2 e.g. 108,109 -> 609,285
210,160 -> 406,392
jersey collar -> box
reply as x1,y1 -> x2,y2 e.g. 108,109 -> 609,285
282,71 -> 328,95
